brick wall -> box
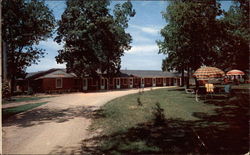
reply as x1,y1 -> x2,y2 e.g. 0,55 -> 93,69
42,78 -> 81,92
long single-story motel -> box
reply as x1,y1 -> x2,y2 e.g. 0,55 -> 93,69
16,68 -> 187,93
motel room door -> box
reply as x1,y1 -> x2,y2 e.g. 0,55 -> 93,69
82,78 -> 88,90
174,78 -> 177,86
100,78 -> 108,90
116,78 -> 120,89
129,78 -> 133,88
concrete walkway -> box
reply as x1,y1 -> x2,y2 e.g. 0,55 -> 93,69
3,87 -> 175,154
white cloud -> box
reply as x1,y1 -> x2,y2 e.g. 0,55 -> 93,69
132,33 -> 151,43
130,24 -> 160,35
141,27 -> 158,34
126,44 -> 159,54
27,58 -> 66,72
141,1 -> 151,6
121,55 -> 165,70
38,39 -> 63,51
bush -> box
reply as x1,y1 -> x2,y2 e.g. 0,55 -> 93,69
137,97 -> 142,106
152,102 -> 166,126
2,82 -> 11,99
27,87 -> 34,95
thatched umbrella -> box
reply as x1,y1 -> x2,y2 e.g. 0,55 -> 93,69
193,66 -> 225,102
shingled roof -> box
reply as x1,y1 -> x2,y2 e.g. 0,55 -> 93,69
26,68 -> 61,79
120,70 -> 182,78
26,69 -> 183,79
26,68 -> 76,80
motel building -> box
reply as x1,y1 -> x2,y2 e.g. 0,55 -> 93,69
16,68 -> 187,93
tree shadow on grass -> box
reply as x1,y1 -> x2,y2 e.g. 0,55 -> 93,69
167,88 -> 185,91
80,120 -> 204,154
78,92 -> 249,154
2,106 -> 105,128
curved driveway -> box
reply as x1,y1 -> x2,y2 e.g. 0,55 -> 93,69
3,87 -> 173,154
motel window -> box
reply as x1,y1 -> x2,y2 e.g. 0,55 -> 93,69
123,78 -> 127,85
130,79 -> 133,85
148,79 -> 150,83
134,78 -> 138,84
121,79 -> 123,85
157,78 -> 161,83
136,78 -> 140,84
109,79 -> 113,85
56,78 -> 62,88
74,79 -> 78,85
88,79 -> 92,85
92,79 -> 97,85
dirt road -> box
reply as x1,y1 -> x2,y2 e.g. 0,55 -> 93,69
3,87 -> 173,154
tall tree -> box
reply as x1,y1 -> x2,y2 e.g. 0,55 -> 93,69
216,0 -> 250,71
2,0 -> 56,93
55,0 -> 135,79
157,0 -> 223,87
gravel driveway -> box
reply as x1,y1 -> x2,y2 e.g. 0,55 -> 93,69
3,87 -> 174,154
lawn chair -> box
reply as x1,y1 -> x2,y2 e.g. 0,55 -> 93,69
185,88 -> 199,102
224,84 -> 232,98
205,83 -> 214,99
185,88 -> 195,94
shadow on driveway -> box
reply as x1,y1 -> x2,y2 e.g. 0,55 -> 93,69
3,106 -> 105,128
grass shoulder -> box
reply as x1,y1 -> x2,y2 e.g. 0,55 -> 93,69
2,102 -> 48,119
2,95 -> 56,104
90,87 -> 217,134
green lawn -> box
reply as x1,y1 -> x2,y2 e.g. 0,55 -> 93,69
87,87 -> 249,154
3,96 -> 55,104
2,102 -> 48,119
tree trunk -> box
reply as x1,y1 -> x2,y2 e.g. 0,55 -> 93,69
181,68 -> 184,87
195,77 -> 199,91
10,76 -> 15,96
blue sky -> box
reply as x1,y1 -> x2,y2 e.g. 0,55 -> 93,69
27,1 -> 232,72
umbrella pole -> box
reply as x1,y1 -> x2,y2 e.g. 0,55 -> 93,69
195,90 -> 199,102
194,77 -> 199,102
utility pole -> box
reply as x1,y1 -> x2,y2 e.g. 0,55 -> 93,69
2,41 -> 7,81
0,0 -> 3,154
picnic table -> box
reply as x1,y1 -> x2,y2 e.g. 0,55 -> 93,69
193,84 -> 249,94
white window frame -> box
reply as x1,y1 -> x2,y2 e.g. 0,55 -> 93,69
56,78 -> 63,88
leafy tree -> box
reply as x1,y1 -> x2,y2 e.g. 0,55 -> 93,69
2,0 -> 55,93
159,0 -> 249,85
157,0 -> 223,87
55,0 -> 135,81
216,0 -> 250,71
